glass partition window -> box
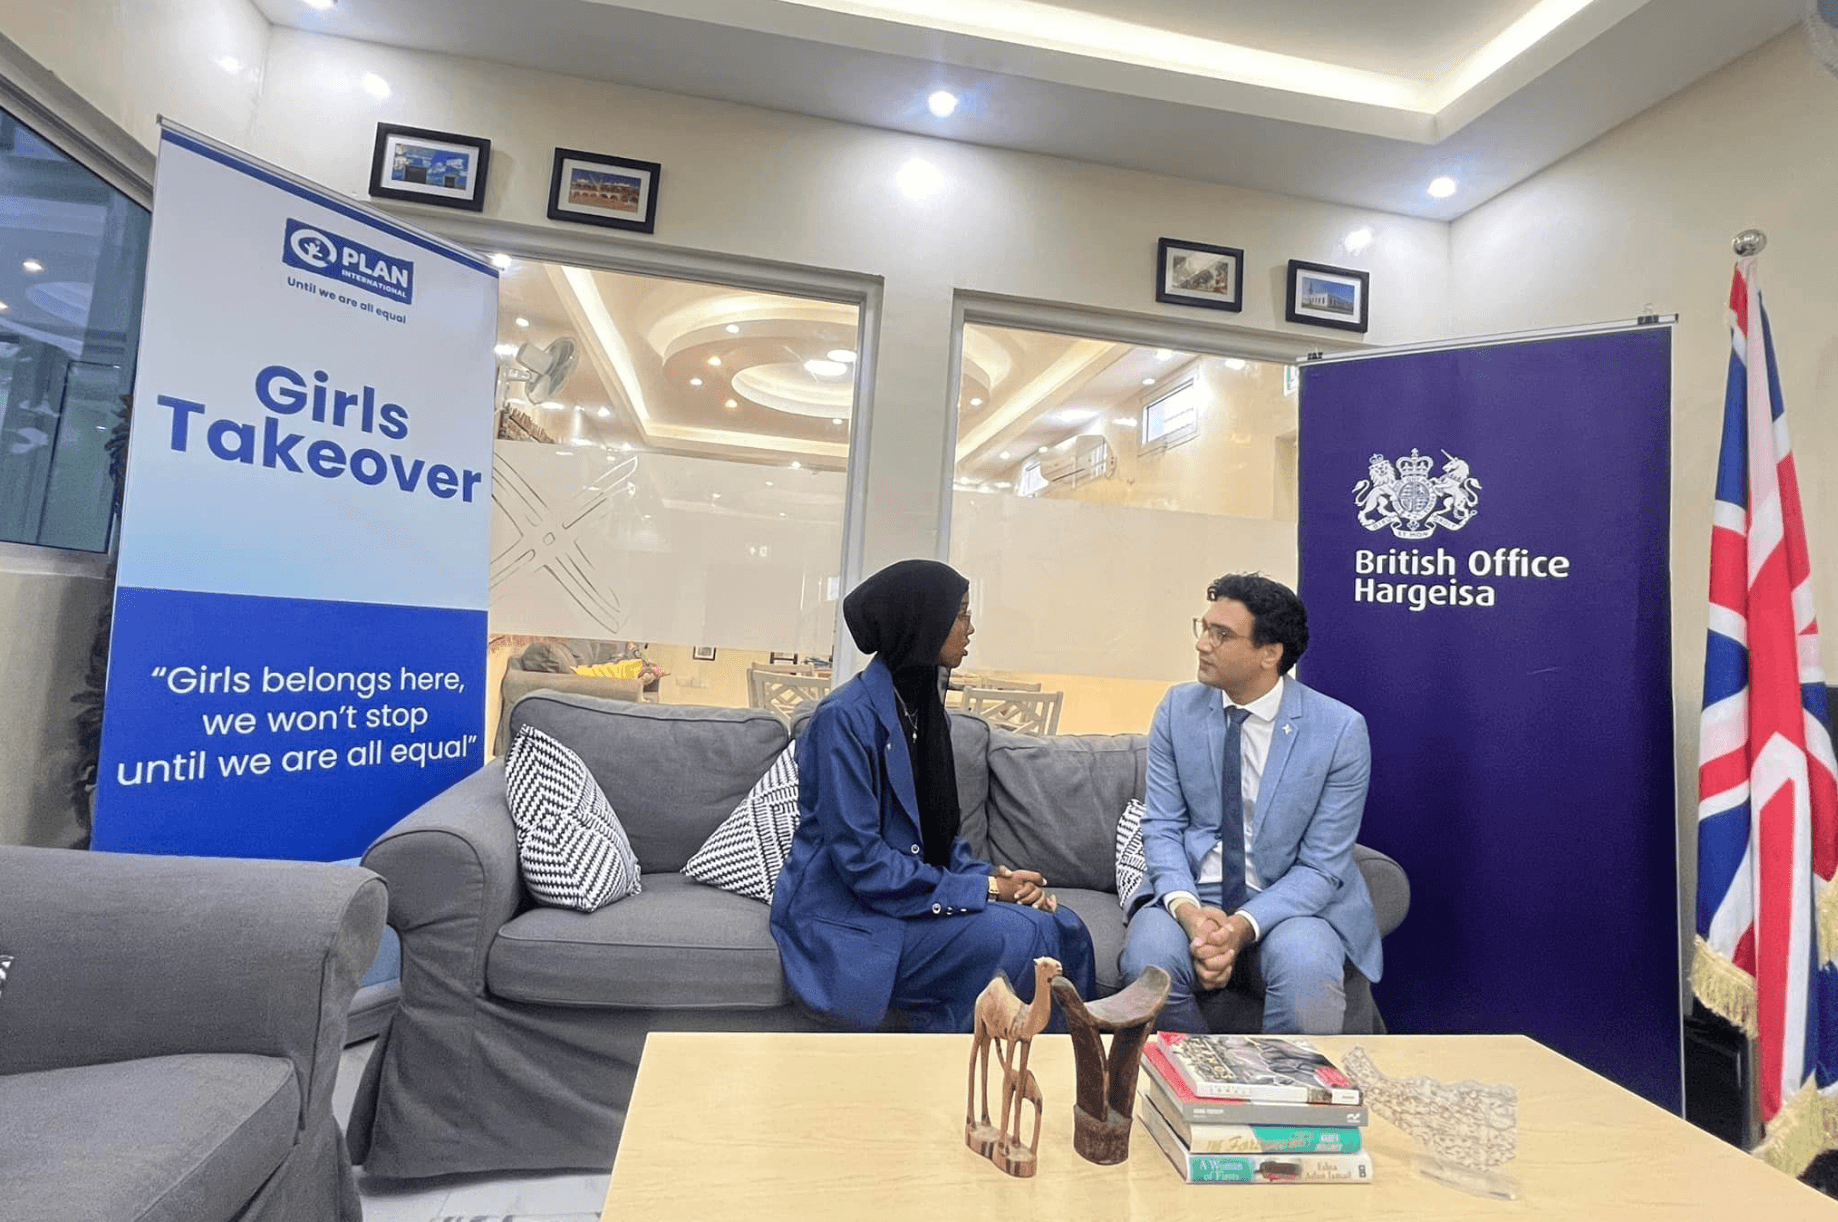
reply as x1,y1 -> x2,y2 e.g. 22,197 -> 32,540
486,257 -> 859,739
949,326 -> 1297,735
0,109 -> 150,552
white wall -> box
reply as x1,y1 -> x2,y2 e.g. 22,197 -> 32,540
0,0 -> 269,148
247,28 -> 1453,574
1450,29 -> 1838,988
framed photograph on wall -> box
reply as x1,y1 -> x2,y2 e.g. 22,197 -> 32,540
692,646 -> 717,662
1155,237 -> 1243,312
1285,259 -> 1370,333
368,123 -> 491,211
547,147 -> 661,233
769,652 -> 798,665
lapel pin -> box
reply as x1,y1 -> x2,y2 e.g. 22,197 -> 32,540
1282,723 -> 1294,735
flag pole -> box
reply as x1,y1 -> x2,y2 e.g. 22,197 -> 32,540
1732,229 -> 1768,256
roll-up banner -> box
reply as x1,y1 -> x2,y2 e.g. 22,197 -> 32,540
1298,325 -> 1679,1110
92,123 -> 498,860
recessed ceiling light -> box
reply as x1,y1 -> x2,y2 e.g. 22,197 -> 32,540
492,343 -> 517,358
490,253 -> 512,270
361,72 -> 391,100
707,356 -> 722,367
1155,348 -> 1174,361
1427,176 -> 1458,199
690,377 -> 703,387
303,0 -> 336,9
0,301 -> 9,312
969,397 -> 984,407
21,259 -> 42,274
779,512 -> 788,518
1113,416 -> 1136,427
827,349 -> 857,365
804,358 -> 847,378
725,324 -> 740,334
215,56 -> 242,74
999,450 -> 1012,460
1344,226 -> 1374,252
790,461 -> 802,470
514,316 -> 529,327
1141,377 -> 1155,386
896,157 -> 944,200
597,407 -> 610,418
724,398 -> 738,409
621,442 -> 633,452
993,481 -> 1012,490
712,493 -> 722,500
927,90 -> 959,118
831,417 -> 844,426
1223,358 -> 1247,371
765,481 -> 774,487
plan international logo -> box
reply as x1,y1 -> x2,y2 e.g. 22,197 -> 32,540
281,219 -> 414,305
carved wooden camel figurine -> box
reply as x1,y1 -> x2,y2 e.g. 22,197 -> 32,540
964,956 -> 1061,1178
1051,965 -> 1172,1164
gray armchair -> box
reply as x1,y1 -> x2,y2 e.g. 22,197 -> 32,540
0,846 -> 386,1222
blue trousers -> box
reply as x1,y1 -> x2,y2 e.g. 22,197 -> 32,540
890,902 -> 1097,1033
1121,883 -> 1347,1034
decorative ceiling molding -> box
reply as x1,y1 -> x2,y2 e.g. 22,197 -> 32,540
954,337 -> 1125,463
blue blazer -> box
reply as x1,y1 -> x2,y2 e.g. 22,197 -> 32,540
769,657 -> 992,1030
1133,678 -> 1383,982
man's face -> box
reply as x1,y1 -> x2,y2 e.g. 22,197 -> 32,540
1194,597 -> 1279,691
939,595 -> 975,669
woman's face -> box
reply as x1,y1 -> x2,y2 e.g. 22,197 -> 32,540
938,595 -> 975,669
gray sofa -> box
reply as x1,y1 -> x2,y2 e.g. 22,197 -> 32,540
348,689 -> 1410,1179
0,846 -> 386,1222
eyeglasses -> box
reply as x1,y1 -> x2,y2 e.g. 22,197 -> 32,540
1193,618 -> 1245,648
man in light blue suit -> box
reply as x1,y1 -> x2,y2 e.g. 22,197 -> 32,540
1121,573 -> 1381,1034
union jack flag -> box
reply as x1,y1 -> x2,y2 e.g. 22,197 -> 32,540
1695,259 -> 1838,1174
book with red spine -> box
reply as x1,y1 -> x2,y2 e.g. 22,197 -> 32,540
1152,1033 -> 1363,1106
1142,1043 -> 1369,1127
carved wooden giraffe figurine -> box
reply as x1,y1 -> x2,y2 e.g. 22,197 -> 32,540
964,956 -> 1061,1178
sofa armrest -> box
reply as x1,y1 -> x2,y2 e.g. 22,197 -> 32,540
0,845 -> 384,1126
1352,844 -> 1411,938
361,760 -> 521,994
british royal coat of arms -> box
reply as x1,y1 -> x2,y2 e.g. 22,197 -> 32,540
1353,448 -> 1481,540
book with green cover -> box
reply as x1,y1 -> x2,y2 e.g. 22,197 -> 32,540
1141,1078 -> 1362,1153
1143,1043 -> 1370,1128
1139,1098 -> 1375,1185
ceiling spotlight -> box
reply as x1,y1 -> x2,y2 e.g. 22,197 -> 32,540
1037,446 -> 1048,454
969,397 -> 984,407
827,349 -> 857,365
1155,348 -> 1174,361
0,302 -> 9,312
895,157 -> 945,201
303,0 -> 336,9
621,442 -> 633,452
712,493 -> 722,500
597,407 -> 610,418
927,90 -> 959,118
724,399 -> 738,409
690,377 -> 704,387
492,343 -> 517,358
707,356 -> 722,367
1113,416 -> 1136,427
361,72 -> 391,100
1344,226 -> 1374,252
790,461 -> 802,469
215,56 -> 242,74
21,259 -> 42,274
993,481 -> 1013,490
765,481 -> 774,487
999,450 -> 1012,460
514,316 -> 529,328
725,324 -> 740,334
1427,176 -> 1458,199
831,417 -> 844,426
490,253 -> 513,270
1141,377 -> 1155,386
804,358 -> 847,378
1223,358 -> 1248,371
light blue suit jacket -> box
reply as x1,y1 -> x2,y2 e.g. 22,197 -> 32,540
1132,678 -> 1383,982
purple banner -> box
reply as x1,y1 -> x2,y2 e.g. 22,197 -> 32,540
1299,328 -> 1678,1109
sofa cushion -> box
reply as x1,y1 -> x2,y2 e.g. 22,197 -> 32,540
1052,887 -> 1129,997
683,743 -> 801,904
0,952 -> 9,1001
505,725 -> 643,912
487,872 -> 788,1009
519,640 -> 582,673
986,729 -> 1148,891
1115,799 -> 1148,910
0,1052 -> 298,1222
1353,845 -> 1411,937
510,692 -> 790,872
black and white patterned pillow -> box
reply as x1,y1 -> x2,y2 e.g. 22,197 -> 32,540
683,743 -> 800,904
0,954 -> 10,1001
505,726 -> 642,912
1116,798 -> 1148,910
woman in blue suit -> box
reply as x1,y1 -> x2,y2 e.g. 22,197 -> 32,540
769,559 -> 1096,1032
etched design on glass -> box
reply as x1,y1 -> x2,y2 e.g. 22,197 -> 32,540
490,450 -> 638,634
1343,1045 -> 1520,1200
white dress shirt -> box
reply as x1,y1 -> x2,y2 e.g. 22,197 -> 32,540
1164,675 -> 1285,940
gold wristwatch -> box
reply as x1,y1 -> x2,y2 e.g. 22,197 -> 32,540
988,874 -> 1001,900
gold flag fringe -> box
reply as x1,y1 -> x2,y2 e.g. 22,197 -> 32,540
1692,937 -> 1759,1037
1753,1079 -> 1838,1177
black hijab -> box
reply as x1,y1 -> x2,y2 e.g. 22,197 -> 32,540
843,560 -> 968,868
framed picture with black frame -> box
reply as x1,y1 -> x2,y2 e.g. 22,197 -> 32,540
1285,259 -> 1370,333
547,147 -> 661,233
1155,237 -> 1244,313
692,646 -> 718,662
368,123 -> 491,211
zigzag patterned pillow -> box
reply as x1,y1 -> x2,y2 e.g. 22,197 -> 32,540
505,725 -> 642,912
1116,798 -> 1148,910
683,743 -> 800,904
0,954 -> 10,1001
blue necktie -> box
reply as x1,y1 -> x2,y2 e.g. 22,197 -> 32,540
1219,706 -> 1252,911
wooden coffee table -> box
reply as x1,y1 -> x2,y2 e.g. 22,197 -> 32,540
603,1032 -> 1835,1219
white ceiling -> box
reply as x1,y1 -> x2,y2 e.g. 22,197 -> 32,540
259,0 -> 1803,217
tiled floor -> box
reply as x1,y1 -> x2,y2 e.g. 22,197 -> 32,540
335,1039 -> 610,1222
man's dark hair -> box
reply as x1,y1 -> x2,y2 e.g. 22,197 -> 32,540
1206,573 -> 1308,675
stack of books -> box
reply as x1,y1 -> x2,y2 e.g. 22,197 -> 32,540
1139,1032 -> 1374,1185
